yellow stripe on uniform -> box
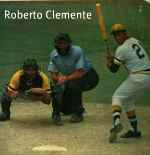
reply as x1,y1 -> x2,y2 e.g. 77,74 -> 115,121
112,105 -> 122,113
39,71 -> 51,91
8,70 -> 23,91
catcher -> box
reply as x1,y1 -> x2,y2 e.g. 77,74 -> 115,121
0,58 -> 51,121
107,24 -> 150,143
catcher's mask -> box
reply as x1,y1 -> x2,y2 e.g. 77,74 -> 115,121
54,32 -> 72,56
23,58 -> 39,72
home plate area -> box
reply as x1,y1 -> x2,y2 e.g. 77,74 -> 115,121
0,101 -> 150,155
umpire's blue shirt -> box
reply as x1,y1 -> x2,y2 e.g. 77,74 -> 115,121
48,45 -> 92,75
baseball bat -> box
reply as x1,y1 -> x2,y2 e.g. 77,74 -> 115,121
96,3 -> 111,54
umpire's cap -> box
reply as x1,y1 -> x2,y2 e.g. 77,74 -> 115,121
54,33 -> 72,44
111,24 -> 127,35
23,58 -> 39,71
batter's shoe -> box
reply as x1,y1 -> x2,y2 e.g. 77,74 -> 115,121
0,112 -> 10,121
120,130 -> 141,138
52,114 -> 63,126
109,123 -> 123,143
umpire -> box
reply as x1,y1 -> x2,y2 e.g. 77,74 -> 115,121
48,33 -> 99,125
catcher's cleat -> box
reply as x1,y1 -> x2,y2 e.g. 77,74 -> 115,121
0,112 -> 10,121
70,114 -> 83,123
52,114 -> 63,126
120,130 -> 141,138
109,123 -> 123,143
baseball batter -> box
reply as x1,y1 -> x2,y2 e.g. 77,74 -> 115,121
106,24 -> 150,143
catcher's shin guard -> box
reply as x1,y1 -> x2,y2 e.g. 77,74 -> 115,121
0,92 -> 12,121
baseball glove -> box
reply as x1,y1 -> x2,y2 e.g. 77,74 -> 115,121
25,88 -> 51,105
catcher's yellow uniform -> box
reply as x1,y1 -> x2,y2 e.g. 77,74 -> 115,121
8,70 -> 50,93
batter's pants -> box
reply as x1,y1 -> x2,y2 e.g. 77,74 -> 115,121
112,74 -> 150,112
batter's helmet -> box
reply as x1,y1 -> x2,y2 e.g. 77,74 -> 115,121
111,24 -> 127,35
54,33 -> 72,44
23,58 -> 39,71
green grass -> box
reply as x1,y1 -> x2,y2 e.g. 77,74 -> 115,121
0,0 -> 150,104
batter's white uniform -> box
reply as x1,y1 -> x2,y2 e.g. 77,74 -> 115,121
112,37 -> 150,112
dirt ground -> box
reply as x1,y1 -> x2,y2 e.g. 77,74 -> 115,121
0,100 -> 150,155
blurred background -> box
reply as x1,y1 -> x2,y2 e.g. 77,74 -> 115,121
0,0 -> 149,104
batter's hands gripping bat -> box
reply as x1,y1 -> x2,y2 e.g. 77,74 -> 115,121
96,3 -> 112,56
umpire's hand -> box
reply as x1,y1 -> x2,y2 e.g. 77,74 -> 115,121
57,75 -> 68,85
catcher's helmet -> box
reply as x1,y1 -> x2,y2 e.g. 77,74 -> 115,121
111,24 -> 127,35
54,32 -> 72,44
23,58 -> 39,71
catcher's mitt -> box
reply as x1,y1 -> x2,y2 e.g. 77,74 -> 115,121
26,88 -> 46,95
25,88 -> 51,105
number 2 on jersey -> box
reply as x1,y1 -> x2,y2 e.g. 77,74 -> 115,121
132,44 -> 145,59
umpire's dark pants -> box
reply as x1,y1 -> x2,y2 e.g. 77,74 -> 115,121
52,68 -> 99,116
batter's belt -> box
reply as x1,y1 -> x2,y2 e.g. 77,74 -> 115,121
131,69 -> 150,75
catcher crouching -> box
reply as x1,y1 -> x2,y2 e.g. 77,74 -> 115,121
0,58 -> 51,121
